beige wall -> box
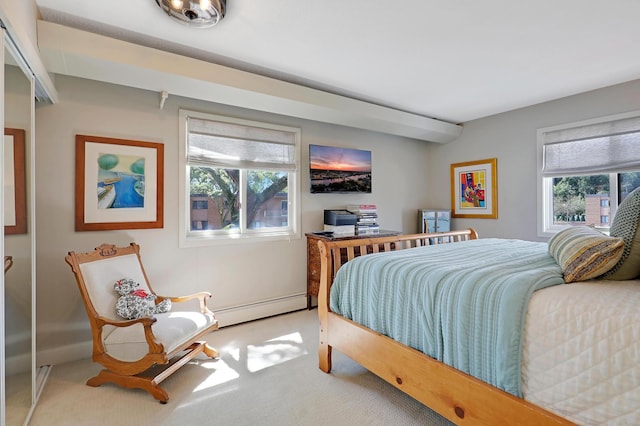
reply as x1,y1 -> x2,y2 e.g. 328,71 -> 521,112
34,75 -> 432,365
426,79 -> 640,241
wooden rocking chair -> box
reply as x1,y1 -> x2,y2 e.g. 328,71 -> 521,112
65,243 -> 219,403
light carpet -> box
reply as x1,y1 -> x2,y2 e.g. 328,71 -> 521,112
29,309 -> 452,426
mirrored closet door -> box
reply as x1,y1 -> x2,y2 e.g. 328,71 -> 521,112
3,28 -> 36,426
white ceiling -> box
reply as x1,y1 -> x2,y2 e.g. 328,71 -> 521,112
34,0 -> 640,125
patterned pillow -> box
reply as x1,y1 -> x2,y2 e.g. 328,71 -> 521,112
548,226 -> 624,283
602,187 -> 640,280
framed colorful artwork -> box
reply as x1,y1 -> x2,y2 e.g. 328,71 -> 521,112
4,128 -> 27,234
75,134 -> 164,231
450,158 -> 497,219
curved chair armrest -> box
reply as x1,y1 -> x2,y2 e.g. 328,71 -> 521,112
4,256 -> 13,274
165,291 -> 212,303
96,315 -> 157,328
159,292 -> 213,314
95,315 -> 164,354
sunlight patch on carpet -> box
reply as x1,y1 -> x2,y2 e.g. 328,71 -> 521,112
193,331 -> 308,392
247,331 -> 307,372
193,360 -> 239,392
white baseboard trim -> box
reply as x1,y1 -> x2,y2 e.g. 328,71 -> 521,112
215,294 -> 307,327
37,294 -> 307,366
37,340 -> 93,367
5,352 -> 32,375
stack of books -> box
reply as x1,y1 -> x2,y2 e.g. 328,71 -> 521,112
347,204 -> 380,234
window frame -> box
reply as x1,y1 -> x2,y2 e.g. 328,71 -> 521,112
178,109 -> 301,247
537,110 -> 640,237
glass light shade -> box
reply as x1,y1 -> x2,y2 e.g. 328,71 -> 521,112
155,0 -> 226,28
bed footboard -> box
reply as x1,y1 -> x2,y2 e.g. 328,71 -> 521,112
316,228 -> 574,425
317,228 -> 478,373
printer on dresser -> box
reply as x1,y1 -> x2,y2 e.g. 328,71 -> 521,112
323,209 -> 357,234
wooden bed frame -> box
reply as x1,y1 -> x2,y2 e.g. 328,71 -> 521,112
317,229 -> 575,425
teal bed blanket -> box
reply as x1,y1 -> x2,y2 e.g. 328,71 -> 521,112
329,238 -> 564,397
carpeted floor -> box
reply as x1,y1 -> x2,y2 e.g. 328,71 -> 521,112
5,371 -> 31,425
28,309 -> 452,426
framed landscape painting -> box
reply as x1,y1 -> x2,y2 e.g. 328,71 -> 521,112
309,144 -> 372,193
75,135 -> 164,231
450,158 -> 497,219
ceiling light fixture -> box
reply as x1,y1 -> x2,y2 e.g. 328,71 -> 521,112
155,0 -> 226,28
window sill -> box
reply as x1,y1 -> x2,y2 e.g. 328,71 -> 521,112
179,230 -> 301,248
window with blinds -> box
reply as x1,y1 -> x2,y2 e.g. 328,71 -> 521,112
542,115 -> 640,176
179,110 -> 301,245
537,111 -> 640,236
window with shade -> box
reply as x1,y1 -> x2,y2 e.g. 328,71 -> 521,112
537,111 -> 640,236
178,109 -> 301,246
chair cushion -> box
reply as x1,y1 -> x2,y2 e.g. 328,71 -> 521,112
602,187 -> 640,280
104,311 -> 216,361
79,254 -> 152,318
548,225 -> 624,283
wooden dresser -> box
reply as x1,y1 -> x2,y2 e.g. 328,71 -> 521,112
305,230 -> 401,308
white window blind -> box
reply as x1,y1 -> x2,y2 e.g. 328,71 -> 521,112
187,117 -> 297,171
542,114 -> 640,176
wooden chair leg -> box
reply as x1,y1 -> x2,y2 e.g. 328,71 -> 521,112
203,343 -> 219,358
87,369 -> 169,404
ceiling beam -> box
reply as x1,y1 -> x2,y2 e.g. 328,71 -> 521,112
36,21 -> 462,143
0,3 -> 58,102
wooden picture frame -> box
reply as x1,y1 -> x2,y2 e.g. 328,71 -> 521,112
75,135 -> 164,231
4,128 -> 27,234
450,158 -> 497,219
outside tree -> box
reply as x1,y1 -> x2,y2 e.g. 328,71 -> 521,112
552,173 -> 640,222
190,167 -> 287,229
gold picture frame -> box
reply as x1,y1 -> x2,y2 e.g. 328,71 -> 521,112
75,134 -> 164,231
4,128 -> 27,234
450,158 -> 497,219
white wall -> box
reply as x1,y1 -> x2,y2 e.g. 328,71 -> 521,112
34,75 -> 432,365
426,79 -> 640,241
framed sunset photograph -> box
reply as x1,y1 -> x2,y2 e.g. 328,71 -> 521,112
309,144 -> 372,193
